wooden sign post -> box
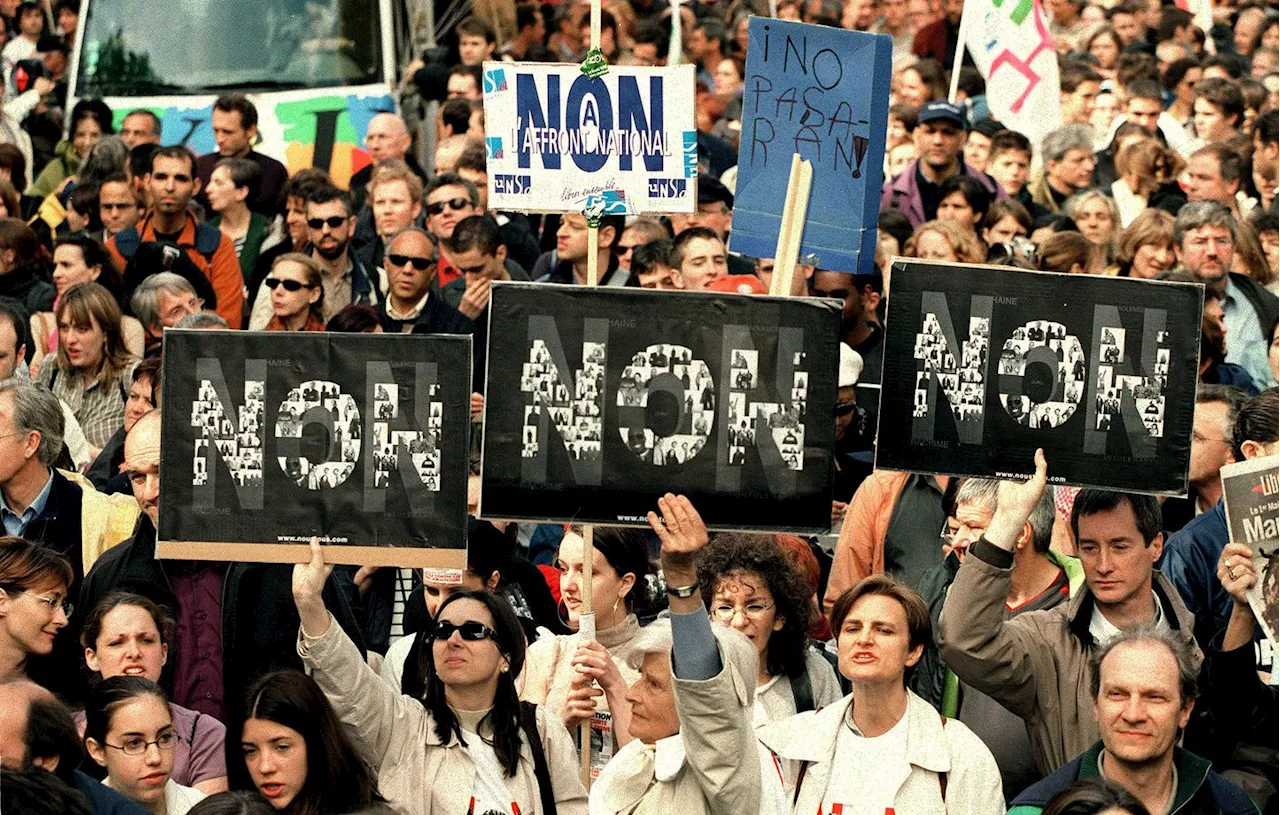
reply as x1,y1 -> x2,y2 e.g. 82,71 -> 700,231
768,155 -> 814,298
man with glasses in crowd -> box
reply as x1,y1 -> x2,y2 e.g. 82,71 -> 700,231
378,227 -> 474,337
424,173 -> 482,289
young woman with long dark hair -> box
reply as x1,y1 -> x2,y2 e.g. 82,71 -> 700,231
226,670 -> 386,814
291,539 -> 587,814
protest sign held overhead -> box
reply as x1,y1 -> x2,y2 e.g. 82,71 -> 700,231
960,0 -> 1062,147
876,260 -> 1203,495
1221,455 -> 1279,646
480,283 -> 841,532
729,18 -> 892,275
158,331 -> 473,568
481,61 -> 698,214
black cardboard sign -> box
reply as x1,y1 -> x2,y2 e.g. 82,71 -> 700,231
875,259 -> 1202,495
480,283 -> 842,531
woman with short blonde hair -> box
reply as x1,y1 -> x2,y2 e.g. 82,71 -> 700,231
1111,209 -> 1176,278
904,219 -> 987,264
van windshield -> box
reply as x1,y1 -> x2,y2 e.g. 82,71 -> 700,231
75,0 -> 382,96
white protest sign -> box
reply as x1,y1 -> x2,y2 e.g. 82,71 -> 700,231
481,62 -> 698,214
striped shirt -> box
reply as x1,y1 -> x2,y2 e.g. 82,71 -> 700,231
35,354 -> 137,448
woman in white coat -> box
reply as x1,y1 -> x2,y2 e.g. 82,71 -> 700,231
758,575 -> 1005,815
292,539 -> 588,815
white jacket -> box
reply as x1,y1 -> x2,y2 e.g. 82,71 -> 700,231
757,689 -> 1005,815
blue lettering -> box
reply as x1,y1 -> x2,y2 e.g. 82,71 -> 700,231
565,76 -> 614,172
494,174 -> 532,195
617,75 -> 664,172
516,73 -> 561,170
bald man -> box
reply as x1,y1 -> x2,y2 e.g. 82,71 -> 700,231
350,113 -> 426,211
0,680 -> 148,814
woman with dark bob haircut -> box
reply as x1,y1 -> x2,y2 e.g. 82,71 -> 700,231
1041,778 -> 1151,815
291,539 -> 587,813
226,670 -> 386,814
696,533 -> 841,724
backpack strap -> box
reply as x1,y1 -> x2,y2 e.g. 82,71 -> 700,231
113,227 -> 141,260
788,666 -> 815,714
520,702 -> 558,815
192,223 -> 223,264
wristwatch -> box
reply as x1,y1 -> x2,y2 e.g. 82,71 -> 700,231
666,581 -> 699,599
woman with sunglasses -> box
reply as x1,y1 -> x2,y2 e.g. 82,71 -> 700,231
84,676 -> 207,814
263,254 -> 325,332
0,536 -> 74,684
227,670 -> 388,814
81,592 -> 228,794
292,538 -> 588,814
521,526 -> 652,773
696,533 -> 841,726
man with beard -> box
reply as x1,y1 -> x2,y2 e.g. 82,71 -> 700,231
248,187 -> 381,329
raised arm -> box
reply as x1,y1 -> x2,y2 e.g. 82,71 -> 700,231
937,450 -> 1049,719
648,495 -> 761,815
292,538 -> 420,767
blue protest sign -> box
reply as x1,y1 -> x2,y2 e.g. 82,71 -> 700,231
729,20 -> 892,275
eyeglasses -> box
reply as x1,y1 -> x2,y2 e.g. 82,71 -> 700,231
386,253 -> 433,271
1192,430 -> 1230,445
307,216 -> 348,230
265,277 -> 314,292
711,601 -> 775,621
431,620 -> 497,641
426,198 -> 470,216
0,585 -> 73,617
836,401 -> 857,417
104,732 -> 179,755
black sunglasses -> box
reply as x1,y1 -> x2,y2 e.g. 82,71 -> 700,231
265,277 -> 314,292
426,198 -> 470,216
432,620 -> 497,641
836,401 -> 857,417
387,253 -> 433,271
307,215 -> 347,230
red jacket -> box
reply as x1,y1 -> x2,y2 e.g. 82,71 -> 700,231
108,211 -> 244,329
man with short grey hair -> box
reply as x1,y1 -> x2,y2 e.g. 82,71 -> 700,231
130,272 -> 203,357
917,476 -> 1079,802
1030,125 -> 1098,213
0,379 -> 138,700
1008,624 -> 1255,815
1174,202 -> 1278,387
173,312 -> 229,330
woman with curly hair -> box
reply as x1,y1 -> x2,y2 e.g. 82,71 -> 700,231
697,533 -> 842,725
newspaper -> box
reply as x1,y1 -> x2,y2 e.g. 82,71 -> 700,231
1221,455 -> 1279,646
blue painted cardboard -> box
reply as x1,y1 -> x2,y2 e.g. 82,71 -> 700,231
729,19 -> 892,275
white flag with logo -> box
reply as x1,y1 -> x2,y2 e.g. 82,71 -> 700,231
962,0 -> 1062,148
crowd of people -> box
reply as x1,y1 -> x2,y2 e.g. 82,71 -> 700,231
0,0 -> 1276,813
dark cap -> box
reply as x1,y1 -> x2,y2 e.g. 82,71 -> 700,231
971,118 -> 1005,139
917,100 -> 967,129
697,174 -> 734,209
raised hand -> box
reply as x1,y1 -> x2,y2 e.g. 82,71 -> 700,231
458,276 -> 492,320
292,538 -> 334,638
987,448 -> 1048,552
647,493 -> 708,588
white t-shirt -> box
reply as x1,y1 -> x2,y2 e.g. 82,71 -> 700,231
463,726 -> 518,815
820,711 -> 910,815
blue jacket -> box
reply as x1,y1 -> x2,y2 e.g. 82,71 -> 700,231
1160,502 -> 1235,635
1008,742 -> 1258,815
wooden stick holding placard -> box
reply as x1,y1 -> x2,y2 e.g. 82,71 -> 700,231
579,4 -> 602,788
769,154 -> 814,298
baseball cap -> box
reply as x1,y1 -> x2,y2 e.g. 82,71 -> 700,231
917,100 -> 967,129
707,274 -> 767,295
